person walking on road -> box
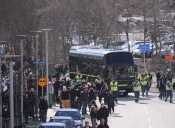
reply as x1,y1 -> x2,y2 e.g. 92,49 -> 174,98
80,86 -> 89,115
97,118 -> 109,128
158,72 -> 166,99
106,90 -> 116,114
102,85 -> 109,105
156,69 -> 161,88
140,73 -> 147,97
165,79 -> 173,103
39,96 -> 48,122
60,86 -> 71,108
90,106 -> 98,128
23,93 -> 31,124
166,69 -> 174,83
97,103 -> 109,125
132,79 -> 141,103
110,78 -> 119,103
69,85 -> 76,108
88,88 -> 96,110
2,104 -> 10,128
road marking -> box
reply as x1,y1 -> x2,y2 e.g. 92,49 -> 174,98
150,125 -> 152,128
146,111 -> 149,115
148,118 -> 151,122
143,105 -> 146,109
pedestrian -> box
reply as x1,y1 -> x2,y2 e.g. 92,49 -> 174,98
88,88 -> 96,110
158,72 -> 166,99
83,121 -> 92,128
97,118 -> 109,128
60,86 -> 71,108
140,73 -> 147,97
54,78 -> 60,104
80,86 -> 89,115
132,79 -> 141,103
166,69 -> 174,83
110,78 -> 119,103
69,85 -> 77,108
156,69 -> 161,88
165,79 -> 173,103
102,85 -> 109,105
148,71 -> 152,90
95,76 -> 103,103
90,106 -> 98,128
145,71 -> 150,95
2,104 -> 10,128
39,96 -> 48,122
97,103 -> 109,125
106,90 -> 116,114
23,94 -> 31,124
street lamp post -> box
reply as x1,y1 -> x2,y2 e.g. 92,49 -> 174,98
31,31 -> 42,121
0,41 -> 7,128
41,29 -> 51,103
15,35 -> 28,123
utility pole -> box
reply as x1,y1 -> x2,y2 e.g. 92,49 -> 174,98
42,29 -> 51,102
16,35 -> 28,123
31,31 -> 42,120
0,41 -> 7,128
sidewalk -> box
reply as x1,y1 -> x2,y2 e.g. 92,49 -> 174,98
26,104 -> 60,128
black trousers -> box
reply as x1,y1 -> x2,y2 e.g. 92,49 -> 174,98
108,105 -> 114,114
24,109 -> 29,123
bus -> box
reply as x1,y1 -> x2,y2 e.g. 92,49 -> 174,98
69,46 -> 137,95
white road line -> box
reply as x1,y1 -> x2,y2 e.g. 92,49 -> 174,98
146,111 -> 149,115
150,125 -> 152,128
143,105 -> 146,109
148,118 -> 151,122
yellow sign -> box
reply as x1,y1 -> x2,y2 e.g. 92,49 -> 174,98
38,77 -> 47,87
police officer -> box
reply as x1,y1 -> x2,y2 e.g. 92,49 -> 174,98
132,79 -> 140,103
110,78 -> 119,103
135,72 -> 140,81
165,79 -> 173,103
75,71 -> 83,85
140,73 -> 147,97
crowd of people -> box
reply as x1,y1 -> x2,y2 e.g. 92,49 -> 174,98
1,56 -> 174,128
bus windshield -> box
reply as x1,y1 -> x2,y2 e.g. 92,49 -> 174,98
107,66 -> 136,79
106,52 -> 134,66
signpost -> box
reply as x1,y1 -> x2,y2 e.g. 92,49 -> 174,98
139,44 -> 150,72
108,46 -> 116,50
165,56 -> 174,70
38,77 -> 47,97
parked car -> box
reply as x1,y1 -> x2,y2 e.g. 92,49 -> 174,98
38,122 -> 67,128
55,109 -> 85,128
50,116 -> 77,128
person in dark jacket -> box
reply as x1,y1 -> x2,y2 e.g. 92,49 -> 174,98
97,118 -> 109,128
90,106 -> 98,128
60,86 -> 71,108
2,104 -> 10,128
39,96 -> 48,122
101,85 -> 109,105
23,94 -> 31,124
54,78 -> 60,103
158,72 -> 166,99
80,86 -> 89,115
69,85 -> 77,108
97,103 -> 109,125
156,69 -> 161,88
88,88 -> 96,110
83,121 -> 92,128
106,90 -> 116,114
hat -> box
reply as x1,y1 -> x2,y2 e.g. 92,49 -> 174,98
112,78 -> 115,80
85,121 -> 89,123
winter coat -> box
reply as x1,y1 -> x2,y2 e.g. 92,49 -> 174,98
80,91 -> 88,101
39,99 -> 48,111
106,94 -> 116,106
2,108 -> 10,119
159,75 -> 166,90
88,90 -> 96,101
90,110 -> 98,118
97,124 -> 109,128
69,89 -> 77,100
97,107 -> 109,120
23,98 -> 31,109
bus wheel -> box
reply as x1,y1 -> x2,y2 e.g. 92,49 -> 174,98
123,92 -> 128,96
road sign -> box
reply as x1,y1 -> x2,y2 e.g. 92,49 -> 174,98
108,46 -> 116,50
165,56 -> 174,60
139,44 -> 150,52
38,77 -> 47,87
33,61 -> 46,65
0,46 -> 3,54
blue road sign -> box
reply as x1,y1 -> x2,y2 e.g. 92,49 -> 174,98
33,61 -> 46,65
108,46 -> 116,50
0,46 -> 3,54
139,44 -> 150,52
